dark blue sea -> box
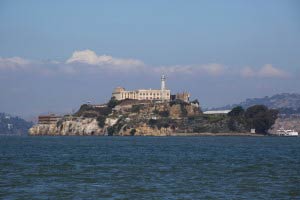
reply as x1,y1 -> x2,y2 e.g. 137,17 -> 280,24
0,136 -> 299,199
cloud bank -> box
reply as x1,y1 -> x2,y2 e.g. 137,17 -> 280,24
241,64 -> 289,78
0,57 -> 31,70
0,49 -> 291,79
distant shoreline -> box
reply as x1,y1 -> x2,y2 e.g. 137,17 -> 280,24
169,132 -> 265,136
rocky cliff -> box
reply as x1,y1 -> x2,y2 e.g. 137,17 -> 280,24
29,117 -> 104,136
29,99 -> 202,136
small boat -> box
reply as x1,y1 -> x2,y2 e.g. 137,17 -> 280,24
276,128 -> 298,136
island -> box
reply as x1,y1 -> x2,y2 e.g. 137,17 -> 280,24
29,75 -> 278,136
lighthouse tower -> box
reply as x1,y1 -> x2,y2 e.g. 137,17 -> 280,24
161,75 -> 166,101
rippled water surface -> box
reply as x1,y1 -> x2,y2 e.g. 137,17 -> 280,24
0,136 -> 299,199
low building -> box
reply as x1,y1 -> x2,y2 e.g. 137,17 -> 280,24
38,114 -> 61,124
92,104 -> 107,108
175,92 -> 190,103
203,110 -> 231,115
112,75 -> 171,101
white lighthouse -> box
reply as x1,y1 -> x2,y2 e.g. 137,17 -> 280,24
161,75 -> 166,101
161,75 -> 166,91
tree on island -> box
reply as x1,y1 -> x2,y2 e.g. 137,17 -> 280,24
227,106 -> 246,132
228,105 -> 278,134
228,106 -> 244,117
245,105 -> 278,134
107,97 -> 119,108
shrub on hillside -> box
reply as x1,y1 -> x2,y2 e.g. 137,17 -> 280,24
130,128 -> 136,136
97,116 -> 106,128
107,97 -> 120,108
131,104 -> 143,113
158,110 -> 169,117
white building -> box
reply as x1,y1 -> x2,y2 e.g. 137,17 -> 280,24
112,75 -> 171,101
203,110 -> 232,115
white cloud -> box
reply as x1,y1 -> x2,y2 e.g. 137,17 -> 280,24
258,64 -> 289,78
201,64 -> 225,76
241,67 -> 255,77
0,57 -> 31,70
1,51 -> 226,76
0,51 -> 290,80
240,64 -> 289,78
66,49 -> 144,67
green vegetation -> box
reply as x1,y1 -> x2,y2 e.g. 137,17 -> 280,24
227,105 -> 278,134
203,114 -> 227,123
228,106 -> 244,117
107,97 -> 120,108
148,119 -> 158,128
158,110 -> 169,117
227,106 -> 246,132
245,105 -> 278,134
147,118 -> 174,130
193,126 -> 208,133
130,128 -> 136,136
96,116 -> 106,128
75,104 -> 112,117
107,126 -> 114,136
131,104 -> 143,113
190,115 -> 229,133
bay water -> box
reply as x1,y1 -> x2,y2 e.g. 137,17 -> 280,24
0,136 -> 299,199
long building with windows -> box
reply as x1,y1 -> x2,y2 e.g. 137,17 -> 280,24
112,75 -> 171,101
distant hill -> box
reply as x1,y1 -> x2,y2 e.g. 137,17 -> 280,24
0,113 -> 33,135
211,93 -> 300,114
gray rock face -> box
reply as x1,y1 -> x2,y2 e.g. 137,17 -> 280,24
29,117 -> 104,136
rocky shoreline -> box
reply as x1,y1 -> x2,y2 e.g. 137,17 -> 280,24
28,132 -> 264,137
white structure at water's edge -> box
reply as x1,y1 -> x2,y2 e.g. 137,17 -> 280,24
203,110 -> 231,115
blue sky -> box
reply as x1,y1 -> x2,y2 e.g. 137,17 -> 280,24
0,0 -> 300,118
